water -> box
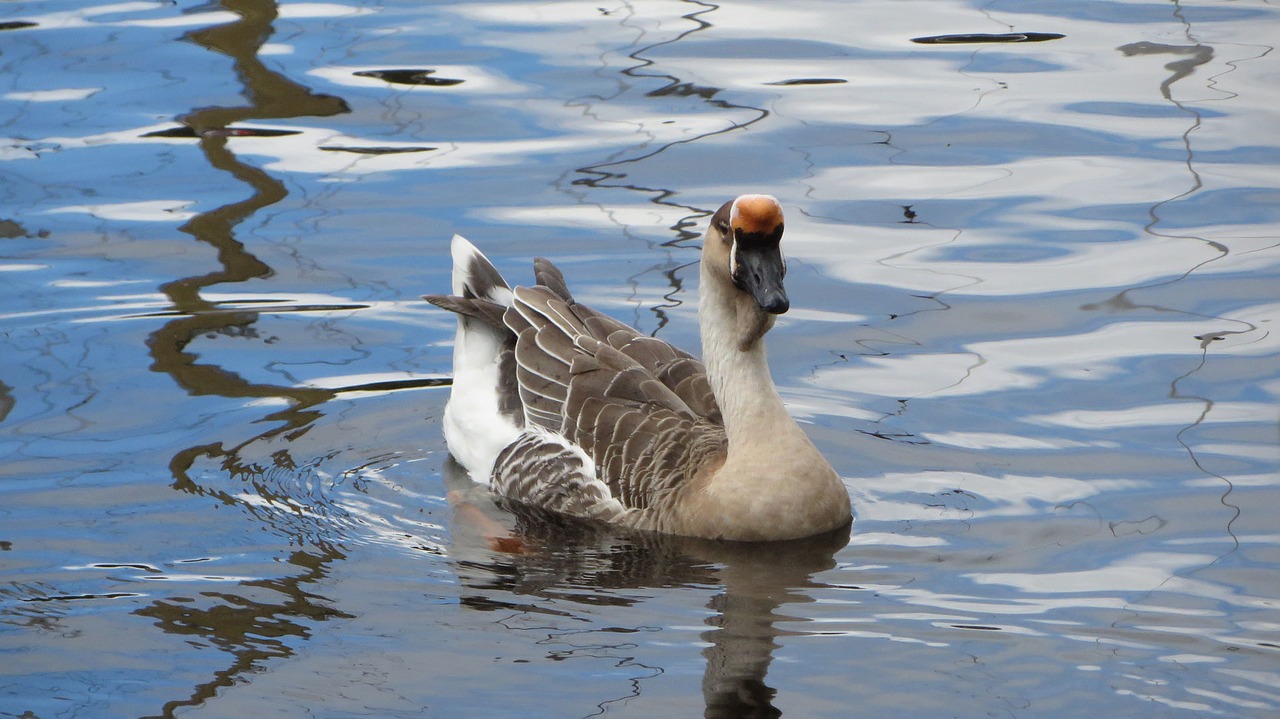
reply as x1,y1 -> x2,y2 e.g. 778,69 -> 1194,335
2,0 -> 1278,717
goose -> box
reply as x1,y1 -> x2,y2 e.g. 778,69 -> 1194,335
424,194 -> 851,541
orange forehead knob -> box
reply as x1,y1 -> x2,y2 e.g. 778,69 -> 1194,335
730,194 -> 783,235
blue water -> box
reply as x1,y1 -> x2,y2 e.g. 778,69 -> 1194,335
2,1 -> 1278,717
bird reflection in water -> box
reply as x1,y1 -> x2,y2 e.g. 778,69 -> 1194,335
445,458 -> 848,718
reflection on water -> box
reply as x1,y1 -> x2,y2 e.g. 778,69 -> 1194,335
133,546 -> 351,719
1,0 -> 1278,716
150,0 -> 345,448
446,458 -> 849,718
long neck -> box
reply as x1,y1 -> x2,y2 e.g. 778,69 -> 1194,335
699,262 -> 804,453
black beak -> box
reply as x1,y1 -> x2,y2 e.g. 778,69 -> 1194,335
734,244 -> 789,314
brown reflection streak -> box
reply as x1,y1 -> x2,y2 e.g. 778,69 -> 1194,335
148,0 -> 350,425
135,548 -> 353,719
141,1 -> 355,716
181,0 -> 350,133
0,379 -> 14,424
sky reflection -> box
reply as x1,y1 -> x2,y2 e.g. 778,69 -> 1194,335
1,0 -> 1278,716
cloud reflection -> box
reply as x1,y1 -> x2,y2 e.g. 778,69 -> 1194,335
811,308 -> 1280,401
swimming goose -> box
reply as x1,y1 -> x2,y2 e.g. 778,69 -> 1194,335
424,194 -> 851,541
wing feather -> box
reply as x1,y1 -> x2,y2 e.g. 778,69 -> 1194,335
487,257 -> 728,516
532,257 -> 573,301
491,431 -> 626,521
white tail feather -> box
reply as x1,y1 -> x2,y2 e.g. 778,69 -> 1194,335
447,234 -> 513,372
443,235 -> 521,483
450,234 -> 514,304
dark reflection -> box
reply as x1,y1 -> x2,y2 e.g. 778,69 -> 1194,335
135,0 -> 360,715
134,547 -> 353,719
353,68 -> 465,86
911,32 -> 1064,44
445,459 -> 848,718
698,536 -> 847,719
129,299 -> 368,320
0,21 -> 38,32
141,126 -> 302,138
0,218 -> 31,238
5,582 -> 143,605
149,0 -> 351,434
764,78 -> 848,86
319,144 -> 437,154
0,379 -> 13,424
1117,41 -> 1214,103
149,0 -> 349,433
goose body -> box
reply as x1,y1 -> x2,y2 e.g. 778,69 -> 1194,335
425,195 -> 851,541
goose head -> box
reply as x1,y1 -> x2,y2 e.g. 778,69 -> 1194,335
704,194 -> 789,350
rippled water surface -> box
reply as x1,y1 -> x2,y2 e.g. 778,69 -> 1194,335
3,0 -> 1279,717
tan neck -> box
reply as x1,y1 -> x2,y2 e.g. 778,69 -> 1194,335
698,261 -> 805,453
686,256 -> 850,540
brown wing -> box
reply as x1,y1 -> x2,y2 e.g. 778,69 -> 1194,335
503,259 -> 726,510
520,257 -> 721,423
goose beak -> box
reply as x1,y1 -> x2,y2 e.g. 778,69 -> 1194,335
728,194 -> 789,315
734,245 -> 789,314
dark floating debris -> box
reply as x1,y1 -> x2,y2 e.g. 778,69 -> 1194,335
912,32 -> 1065,45
857,429 -> 931,445
21,591 -> 144,602
212,128 -> 301,138
141,126 -> 302,139
141,127 -> 199,138
354,69 -> 464,86
0,21 -> 38,31
319,146 -> 436,155
0,219 -> 30,239
125,302 -> 369,320
335,377 -> 453,394
765,78 -> 848,86
92,562 -> 162,573
647,81 -> 718,99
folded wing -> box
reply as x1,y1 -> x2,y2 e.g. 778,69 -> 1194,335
499,259 -> 726,513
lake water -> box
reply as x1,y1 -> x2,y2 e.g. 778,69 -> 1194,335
2,0 -> 1278,717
